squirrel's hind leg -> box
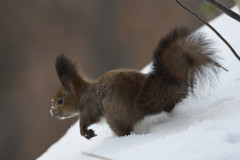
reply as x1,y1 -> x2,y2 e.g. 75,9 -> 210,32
108,120 -> 134,136
105,114 -> 134,136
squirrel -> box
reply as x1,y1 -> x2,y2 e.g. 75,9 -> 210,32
50,27 -> 221,139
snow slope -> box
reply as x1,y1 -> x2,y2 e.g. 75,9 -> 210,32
38,7 -> 240,160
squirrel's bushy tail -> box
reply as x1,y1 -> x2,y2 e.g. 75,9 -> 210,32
136,27 -> 219,115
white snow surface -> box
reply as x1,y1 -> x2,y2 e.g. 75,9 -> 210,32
39,7 -> 240,160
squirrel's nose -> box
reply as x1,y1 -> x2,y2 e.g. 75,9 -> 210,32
50,109 -> 62,117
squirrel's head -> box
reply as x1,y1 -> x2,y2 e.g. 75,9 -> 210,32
50,86 -> 79,120
50,54 -> 85,120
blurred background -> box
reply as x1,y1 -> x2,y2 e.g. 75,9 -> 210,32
0,0 -> 235,159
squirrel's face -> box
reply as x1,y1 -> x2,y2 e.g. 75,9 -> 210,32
50,86 -> 79,120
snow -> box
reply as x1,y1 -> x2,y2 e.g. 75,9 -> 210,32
38,7 -> 240,160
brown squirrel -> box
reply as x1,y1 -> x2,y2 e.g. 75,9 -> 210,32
50,27 -> 221,139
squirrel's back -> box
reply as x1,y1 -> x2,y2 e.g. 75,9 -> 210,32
136,27 -> 219,115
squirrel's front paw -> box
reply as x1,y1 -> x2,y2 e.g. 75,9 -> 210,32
81,129 -> 97,139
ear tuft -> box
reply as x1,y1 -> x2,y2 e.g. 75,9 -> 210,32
55,54 -> 78,85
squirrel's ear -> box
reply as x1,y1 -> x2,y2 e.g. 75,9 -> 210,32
60,75 -> 73,92
55,54 -> 78,93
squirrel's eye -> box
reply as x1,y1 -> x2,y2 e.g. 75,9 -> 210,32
58,98 -> 63,105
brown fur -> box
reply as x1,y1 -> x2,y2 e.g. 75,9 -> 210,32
50,27 -> 219,139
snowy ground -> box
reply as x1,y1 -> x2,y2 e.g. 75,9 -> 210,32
38,7 -> 240,160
